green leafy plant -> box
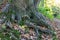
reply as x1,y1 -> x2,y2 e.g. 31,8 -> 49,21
38,0 -> 54,20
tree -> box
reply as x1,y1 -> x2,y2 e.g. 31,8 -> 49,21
13,0 -> 54,34
0,0 -> 56,40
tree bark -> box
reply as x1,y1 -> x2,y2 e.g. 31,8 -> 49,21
13,0 -> 51,27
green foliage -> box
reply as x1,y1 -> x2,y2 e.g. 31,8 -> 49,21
56,15 -> 60,19
38,0 -> 54,19
38,7 -> 54,19
53,35 -> 58,40
8,0 -> 13,3
0,27 -> 21,40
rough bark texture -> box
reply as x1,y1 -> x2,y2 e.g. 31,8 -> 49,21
13,0 -> 51,28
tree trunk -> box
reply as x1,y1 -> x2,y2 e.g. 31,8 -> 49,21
13,0 -> 51,28
13,0 -> 42,21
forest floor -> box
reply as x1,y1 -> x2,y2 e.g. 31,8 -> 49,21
0,2 -> 60,40
53,18 -> 60,40
39,18 -> 60,40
